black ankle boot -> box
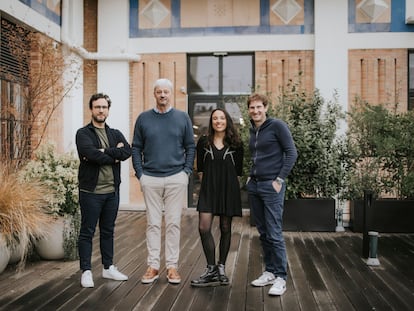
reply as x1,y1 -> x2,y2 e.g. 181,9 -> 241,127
191,265 -> 220,287
217,263 -> 229,285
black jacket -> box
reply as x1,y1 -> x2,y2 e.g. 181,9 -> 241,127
76,122 -> 131,192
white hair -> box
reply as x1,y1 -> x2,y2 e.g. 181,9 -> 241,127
153,78 -> 173,90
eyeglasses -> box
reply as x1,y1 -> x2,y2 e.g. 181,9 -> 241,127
92,105 -> 109,110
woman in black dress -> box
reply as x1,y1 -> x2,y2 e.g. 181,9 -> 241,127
191,108 -> 244,287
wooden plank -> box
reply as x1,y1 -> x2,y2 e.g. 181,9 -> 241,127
21,213 -> 144,308
227,226 -> 250,311
341,234 -> 408,310
316,234 -> 371,311
286,234 -> 318,311
307,233 -> 356,311
150,213 -> 208,311
361,235 -> 414,310
245,228 -> 267,311
206,217 -> 244,311
1,211 -> 414,311
79,213 -> 147,310
167,214 -> 227,311
328,234 -> 392,310
295,233 -> 336,311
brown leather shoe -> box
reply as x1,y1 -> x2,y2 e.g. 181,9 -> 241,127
141,266 -> 159,284
167,267 -> 181,284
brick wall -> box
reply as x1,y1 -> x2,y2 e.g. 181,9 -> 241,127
255,50 -> 315,103
83,0 -> 98,122
349,49 -> 408,111
29,33 -> 64,153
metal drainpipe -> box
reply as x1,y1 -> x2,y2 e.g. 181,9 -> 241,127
60,0 -> 140,62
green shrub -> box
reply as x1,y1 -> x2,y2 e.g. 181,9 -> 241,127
239,82 -> 347,199
345,99 -> 414,199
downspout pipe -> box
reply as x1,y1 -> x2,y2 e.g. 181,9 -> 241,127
60,0 -> 140,62
62,42 -> 141,62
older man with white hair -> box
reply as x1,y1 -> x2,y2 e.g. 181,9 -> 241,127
131,78 -> 195,285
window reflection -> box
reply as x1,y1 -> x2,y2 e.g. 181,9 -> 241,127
188,56 -> 219,95
192,102 -> 217,139
223,55 -> 253,94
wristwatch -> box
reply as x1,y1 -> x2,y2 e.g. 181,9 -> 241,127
275,177 -> 284,185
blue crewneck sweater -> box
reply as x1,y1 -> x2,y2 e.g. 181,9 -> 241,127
249,117 -> 297,181
131,108 -> 195,178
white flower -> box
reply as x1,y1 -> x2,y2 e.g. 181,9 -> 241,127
20,143 -> 79,216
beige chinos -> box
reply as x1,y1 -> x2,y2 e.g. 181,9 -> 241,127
140,171 -> 189,270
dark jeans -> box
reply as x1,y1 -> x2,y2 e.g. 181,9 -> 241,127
247,179 -> 287,280
78,191 -> 119,271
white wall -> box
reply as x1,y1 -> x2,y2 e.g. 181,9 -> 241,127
62,0 -> 84,153
98,0 -> 132,205
314,0 -> 349,133
129,34 -> 315,53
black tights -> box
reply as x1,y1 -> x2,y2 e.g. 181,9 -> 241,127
198,212 -> 233,266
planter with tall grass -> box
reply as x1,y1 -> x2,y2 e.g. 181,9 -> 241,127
0,164 -> 51,273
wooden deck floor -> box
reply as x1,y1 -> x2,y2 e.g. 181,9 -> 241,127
1,210 -> 414,311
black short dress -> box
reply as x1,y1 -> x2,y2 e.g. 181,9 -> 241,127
196,136 -> 244,217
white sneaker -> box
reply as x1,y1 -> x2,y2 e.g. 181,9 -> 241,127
251,271 -> 276,287
102,265 -> 128,281
268,277 -> 286,296
81,270 -> 94,288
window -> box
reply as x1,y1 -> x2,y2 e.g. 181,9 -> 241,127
188,53 -> 253,95
187,53 -> 254,138
1,18 -> 30,162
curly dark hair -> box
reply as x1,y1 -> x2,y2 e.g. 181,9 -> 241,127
206,108 -> 241,148
88,93 -> 112,109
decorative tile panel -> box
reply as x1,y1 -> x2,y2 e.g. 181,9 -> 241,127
271,0 -> 301,24
141,0 -> 170,27
357,0 -> 388,22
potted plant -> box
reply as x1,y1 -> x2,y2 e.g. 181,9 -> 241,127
344,99 -> 414,233
239,82 -> 347,231
0,163 -> 51,273
20,143 -> 80,259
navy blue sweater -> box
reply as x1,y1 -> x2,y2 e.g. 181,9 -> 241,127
131,108 -> 196,178
249,117 -> 297,181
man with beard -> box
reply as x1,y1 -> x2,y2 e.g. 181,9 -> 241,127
76,93 -> 131,288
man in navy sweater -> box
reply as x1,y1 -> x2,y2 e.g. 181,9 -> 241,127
132,78 -> 195,285
246,93 -> 297,296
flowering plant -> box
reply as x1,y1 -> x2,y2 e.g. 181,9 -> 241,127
20,144 -> 79,216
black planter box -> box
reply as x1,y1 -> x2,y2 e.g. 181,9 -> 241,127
249,198 -> 336,232
350,199 -> 414,233
283,199 -> 336,232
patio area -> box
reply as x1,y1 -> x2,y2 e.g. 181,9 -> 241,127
0,210 -> 413,311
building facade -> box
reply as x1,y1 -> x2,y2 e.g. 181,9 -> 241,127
1,0 -> 414,217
